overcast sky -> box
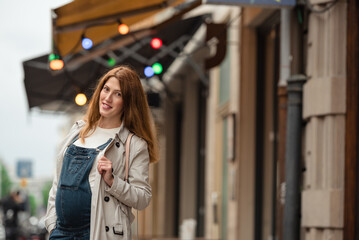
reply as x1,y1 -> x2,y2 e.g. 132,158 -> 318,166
0,0 -> 72,179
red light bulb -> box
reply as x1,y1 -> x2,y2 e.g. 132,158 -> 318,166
151,38 -> 162,49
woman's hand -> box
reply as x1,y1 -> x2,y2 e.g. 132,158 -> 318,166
97,155 -> 114,187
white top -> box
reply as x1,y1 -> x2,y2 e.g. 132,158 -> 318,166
73,126 -> 121,190
74,126 -> 120,148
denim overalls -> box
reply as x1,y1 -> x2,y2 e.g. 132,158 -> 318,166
50,135 -> 112,240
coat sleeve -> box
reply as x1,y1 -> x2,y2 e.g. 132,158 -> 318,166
44,121 -> 81,233
44,173 -> 58,233
105,138 -> 152,210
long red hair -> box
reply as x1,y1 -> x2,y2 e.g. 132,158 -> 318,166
79,65 -> 159,163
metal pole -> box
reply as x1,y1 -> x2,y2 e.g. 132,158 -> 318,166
279,9 -> 291,87
282,74 -> 306,240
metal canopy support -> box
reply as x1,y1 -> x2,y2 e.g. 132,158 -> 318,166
91,35 -> 193,68
184,56 -> 208,87
283,74 -> 306,240
163,23 -> 207,83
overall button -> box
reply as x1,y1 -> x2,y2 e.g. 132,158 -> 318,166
116,142 -> 120,148
104,196 -> 110,202
105,226 -> 109,232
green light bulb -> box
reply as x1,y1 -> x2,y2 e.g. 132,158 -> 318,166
48,53 -> 56,61
108,58 -> 116,67
48,53 -> 60,61
152,63 -> 163,74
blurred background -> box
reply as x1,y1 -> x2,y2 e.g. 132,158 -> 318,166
0,0 -> 358,239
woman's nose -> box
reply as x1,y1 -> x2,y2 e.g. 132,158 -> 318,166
104,92 -> 112,102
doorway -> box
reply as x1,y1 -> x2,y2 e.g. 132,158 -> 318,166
254,12 -> 281,240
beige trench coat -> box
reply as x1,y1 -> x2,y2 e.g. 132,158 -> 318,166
45,120 -> 152,240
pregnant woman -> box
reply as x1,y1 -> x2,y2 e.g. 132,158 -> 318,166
45,65 -> 159,240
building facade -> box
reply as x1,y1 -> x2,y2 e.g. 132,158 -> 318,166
25,0 -> 358,239
137,1 -> 353,239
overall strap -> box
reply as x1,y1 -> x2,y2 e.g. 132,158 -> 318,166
96,138 -> 112,151
125,133 -> 134,182
69,134 -> 80,146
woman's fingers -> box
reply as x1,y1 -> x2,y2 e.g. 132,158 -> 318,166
98,160 -> 112,171
98,155 -> 109,162
97,156 -> 114,186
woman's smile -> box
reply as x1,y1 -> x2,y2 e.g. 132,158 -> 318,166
102,102 -> 112,110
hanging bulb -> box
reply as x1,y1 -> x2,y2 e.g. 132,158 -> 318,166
144,66 -> 155,78
82,36 -> 93,50
118,23 -> 129,35
75,93 -> 87,106
107,58 -> 116,67
48,53 -> 58,62
151,38 -> 162,49
49,53 -> 63,70
152,63 -> 163,74
49,59 -> 64,70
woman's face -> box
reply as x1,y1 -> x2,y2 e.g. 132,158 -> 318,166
99,76 -> 124,124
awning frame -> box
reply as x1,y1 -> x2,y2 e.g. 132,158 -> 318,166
54,1 -> 174,34
52,0 -> 202,69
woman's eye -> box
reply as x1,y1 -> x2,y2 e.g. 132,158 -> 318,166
103,86 -> 109,92
116,92 -> 122,97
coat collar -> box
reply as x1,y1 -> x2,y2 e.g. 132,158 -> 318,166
115,121 -> 130,144
75,120 -> 86,128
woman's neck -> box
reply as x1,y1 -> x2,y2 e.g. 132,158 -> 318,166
98,118 -> 122,129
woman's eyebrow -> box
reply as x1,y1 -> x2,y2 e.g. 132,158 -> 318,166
104,84 -> 121,92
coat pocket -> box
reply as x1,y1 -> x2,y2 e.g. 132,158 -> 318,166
112,223 -> 124,236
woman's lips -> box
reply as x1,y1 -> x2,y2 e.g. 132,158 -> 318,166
102,103 -> 112,109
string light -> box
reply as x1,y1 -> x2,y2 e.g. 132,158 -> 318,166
48,53 -> 57,61
118,23 -> 129,35
82,36 -> 93,50
144,66 -> 155,78
75,93 -> 87,106
152,63 -> 163,74
50,59 -> 64,70
49,53 -> 64,70
151,38 -> 162,49
107,58 -> 116,67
